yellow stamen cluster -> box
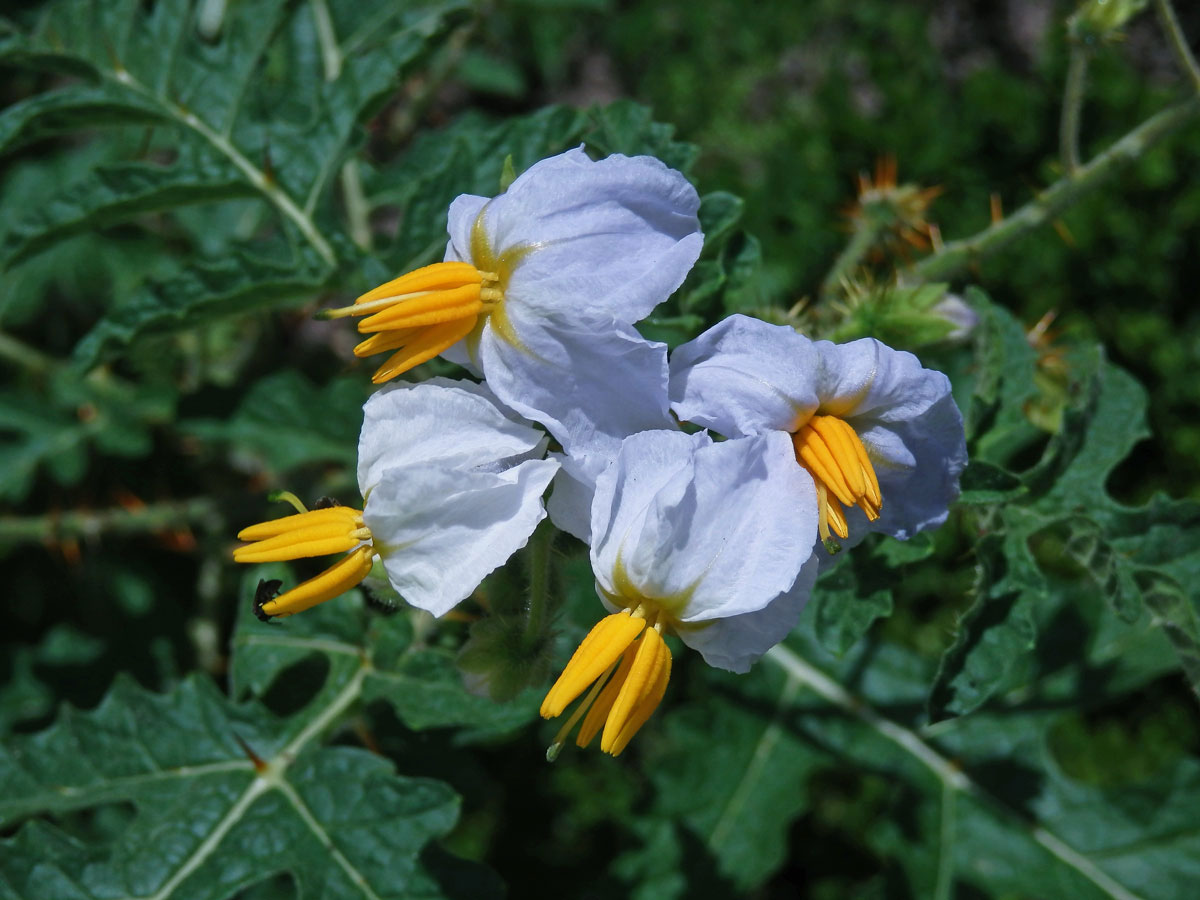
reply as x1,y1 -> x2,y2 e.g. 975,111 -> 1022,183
541,608 -> 673,759
320,261 -> 502,384
791,415 -> 882,543
233,506 -> 374,618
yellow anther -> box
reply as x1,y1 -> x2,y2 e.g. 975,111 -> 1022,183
258,545 -> 375,618
317,252 -> 514,381
600,625 -> 672,756
540,610 -> 646,718
233,503 -> 375,620
236,506 -> 360,542
793,415 -> 882,544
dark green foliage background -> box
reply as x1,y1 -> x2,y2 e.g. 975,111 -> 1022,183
2,1 -> 1200,899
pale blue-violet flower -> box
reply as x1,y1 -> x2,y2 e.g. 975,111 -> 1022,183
319,149 -> 702,537
233,379 -> 559,618
669,314 -> 967,549
540,429 -> 819,757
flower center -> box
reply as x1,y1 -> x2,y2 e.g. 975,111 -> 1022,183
540,605 -> 673,759
233,502 -> 374,619
320,210 -> 535,383
791,414 -> 882,544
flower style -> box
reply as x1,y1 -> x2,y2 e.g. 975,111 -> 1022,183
541,430 -> 819,758
320,148 -> 703,523
669,314 -> 967,548
233,379 -> 559,618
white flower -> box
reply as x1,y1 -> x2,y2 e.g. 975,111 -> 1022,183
540,429 -> 818,758
321,148 -> 703,534
670,314 -> 967,548
233,379 -> 558,618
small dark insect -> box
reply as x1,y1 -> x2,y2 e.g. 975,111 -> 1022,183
253,579 -> 283,623
312,496 -> 342,509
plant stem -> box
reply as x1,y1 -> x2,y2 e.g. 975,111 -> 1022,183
0,330 -> 54,375
340,160 -> 373,252
907,97 -> 1200,284
524,521 -> 554,646
819,218 -> 884,299
1060,43 -> 1089,174
0,497 -> 221,545
1155,0 -> 1200,95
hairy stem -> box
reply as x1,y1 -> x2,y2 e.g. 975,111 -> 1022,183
1060,44 -> 1089,174
907,97 -> 1200,284
0,497 -> 221,545
1155,0 -> 1200,94
820,217 -> 884,299
524,521 -> 554,647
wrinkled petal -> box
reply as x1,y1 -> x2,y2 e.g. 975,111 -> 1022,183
810,339 -> 966,539
858,390 -> 966,539
591,430 -> 818,622
676,553 -> 820,673
364,458 -> 559,616
812,338 -> 949,425
670,314 -> 820,437
357,379 -> 547,495
446,148 -> 703,324
480,303 -> 676,471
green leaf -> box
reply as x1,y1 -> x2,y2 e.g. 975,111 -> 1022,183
3,0 -> 471,365
182,370 -> 365,475
928,528 -> 1040,720
636,658 -> 824,892
0,153 -> 253,268
812,558 -> 894,656
965,290 -> 1043,462
0,672 -> 497,899
230,571 -> 540,739
1139,570 -> 1200,701
0,627 -> 104,734
71,246 -> 332,369
583,100 -> 699,175
0,363 -> 175,503
957,459 -> 1027,504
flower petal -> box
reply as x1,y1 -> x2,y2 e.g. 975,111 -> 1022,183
812,337 -> 948,424
364,458 -> 559,616
479,303 -> 676,474
357,378 -> 546,496
675,553 -> 820,673
546,452 -> 595,542
591,430 -> 818,622
858,391 -> 966,539
670,314 -> 820,437
453,148 -> 702,324
809,339 -> 966,539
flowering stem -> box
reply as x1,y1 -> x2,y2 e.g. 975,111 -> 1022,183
819,217 -> 884,299
1155,0 -> 1200,94
0,497 -> 220,545
907,96 -> 1200,284
523,521 -> 554,647
1059,43 -> 1089,175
